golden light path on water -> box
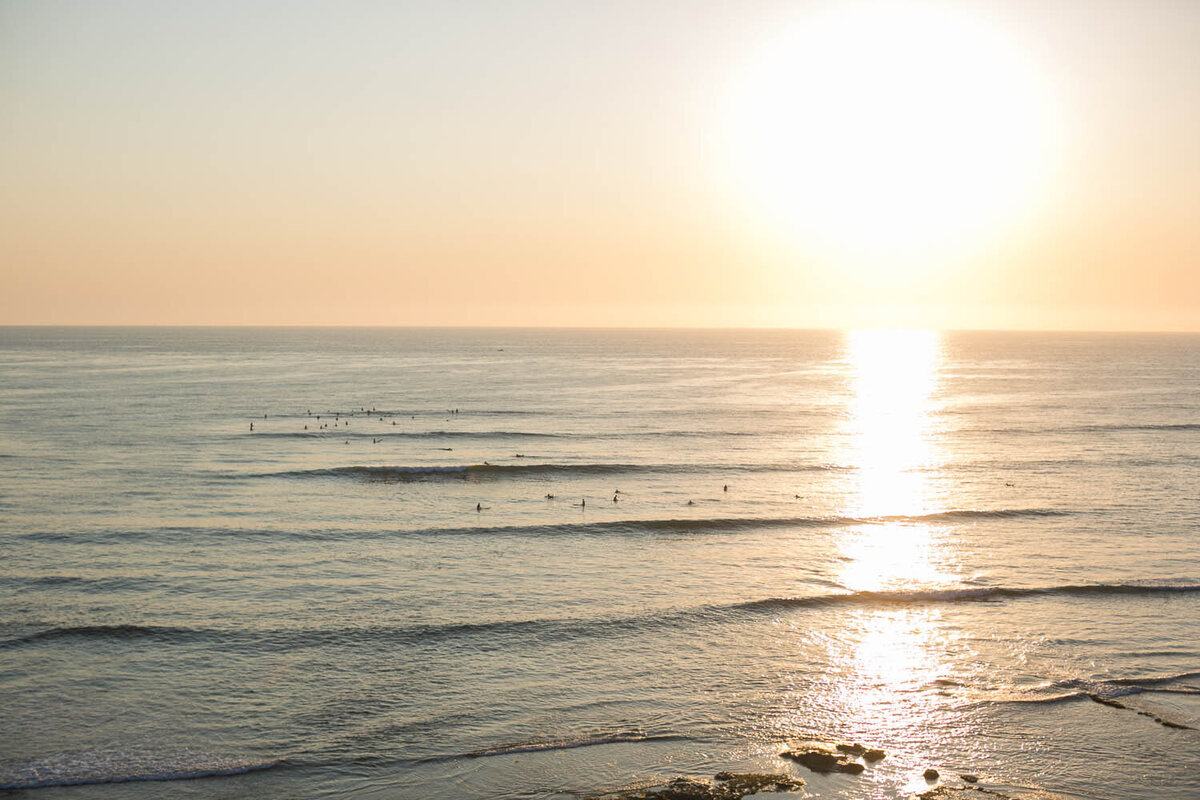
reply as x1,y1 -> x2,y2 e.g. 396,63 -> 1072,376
829,330 -> 963,789
841,328 -> 947,588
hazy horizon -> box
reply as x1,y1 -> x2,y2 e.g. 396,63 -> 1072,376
3,323 -> 1200,334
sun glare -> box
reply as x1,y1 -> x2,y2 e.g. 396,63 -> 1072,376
720,1 -> 1062,275
839,329 -> 950,593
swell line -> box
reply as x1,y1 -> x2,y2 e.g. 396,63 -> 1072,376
232,462 -> 852,481
13,508 -> 1078,545
0,758 -> 278,791
6,582 -> 1195,653
247,430 -> 564,440
732,583 -> 1200,613
418,730 -> 688,763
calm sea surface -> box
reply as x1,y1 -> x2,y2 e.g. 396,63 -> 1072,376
1,328 -> 1198,799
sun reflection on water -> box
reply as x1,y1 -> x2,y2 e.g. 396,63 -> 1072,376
821,330 -> 962,771
845,328 -> 941,520
839,329 -> 951,593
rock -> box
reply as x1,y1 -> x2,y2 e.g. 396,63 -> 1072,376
585,772 -> 803,800
836,743 -> 888,762
924,768 -> 940,781
960,774 -> 979,783
714,772 -> 805,794
1087,694 -> 1127,709
917,787 -> 1014,799
657,777 -> 718,800
781,748 -> 865,774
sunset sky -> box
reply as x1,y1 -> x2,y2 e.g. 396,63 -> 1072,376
2,0 -> 1197,329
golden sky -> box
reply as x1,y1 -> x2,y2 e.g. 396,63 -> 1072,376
2,0 -> 1197,329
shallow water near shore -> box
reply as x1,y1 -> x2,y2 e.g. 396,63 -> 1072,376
1,327 -> 1198,799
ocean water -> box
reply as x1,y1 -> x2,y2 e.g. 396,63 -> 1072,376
1,327 -> 1198,800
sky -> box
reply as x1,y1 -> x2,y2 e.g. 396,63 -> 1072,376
1,0 -> 1198,329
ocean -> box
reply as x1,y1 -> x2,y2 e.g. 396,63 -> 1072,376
1,327 -> 1197,799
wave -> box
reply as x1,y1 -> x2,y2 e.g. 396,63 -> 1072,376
249,430 -> 564,440
0,624 -> 217,649
1106,671 -> 1200,688
964,422 -> 1200,436
13,508 -> 1077,546
1075,423 -> 1200,433
7,582 -> 1195,654
993,673 -> 1200,730
419,730 -> 687,763
246,429 -> 779,440
733,583 -> 1200,613
241,462 -> 852,481
297,409 -> 540,418
0,750 -> 278,790
424,508 -> 1076,538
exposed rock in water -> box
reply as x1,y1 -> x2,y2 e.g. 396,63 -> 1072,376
714,772 -> 805,794
781,748 -> 865,774
836,742 -> 886,762
917,786 -> 1014,799
584,772 -> 803,800
960,774 -> 979,783
1159,718 -> 1193,729
1087,693 -> 1127,709
924,768 -> 940,780
1087,693 -> 1196,729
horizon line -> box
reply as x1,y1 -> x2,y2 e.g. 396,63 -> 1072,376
1,323 -> 1198,335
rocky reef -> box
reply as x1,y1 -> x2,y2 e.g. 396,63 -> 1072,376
916,785 -> 1013,799
584,772 -> 804,800
780,740 -> 886,774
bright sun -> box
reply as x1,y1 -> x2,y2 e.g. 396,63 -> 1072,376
720,1 -> 1062,274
